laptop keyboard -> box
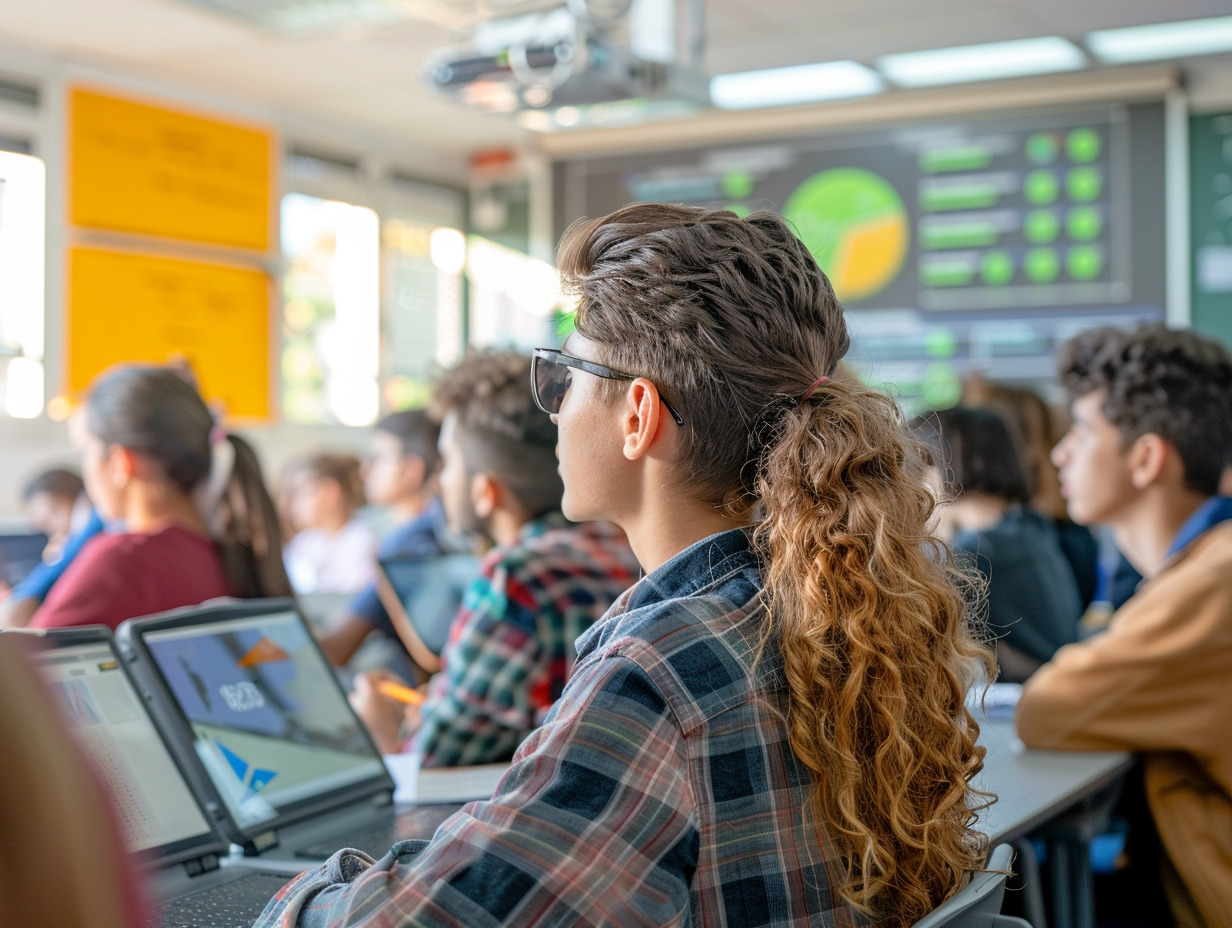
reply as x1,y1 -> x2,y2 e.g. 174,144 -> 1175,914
154,872 -> 290,928
298,823 -> 399,860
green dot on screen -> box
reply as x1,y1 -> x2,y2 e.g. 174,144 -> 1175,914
1067,206 -> 1102,241
722,170 -> 754,200
1025,247 -> 1060,283
1024,209 -> 1060,244
1067,128 -> 1101,163
921,362 -> 962,408
924,328 -> 957,358
1024,170 -> 1059,206
982,250 -> 1014,285
724,203 -> 752,218
1026,133 -> 1058,165
1067,167 -> 1102,202
1067,245 -> 1103,280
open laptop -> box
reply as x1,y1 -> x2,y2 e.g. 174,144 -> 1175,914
376,552 -> 479,673
0,530 -> 48,586
117,598 -> 423,862
10,625 -> 294,928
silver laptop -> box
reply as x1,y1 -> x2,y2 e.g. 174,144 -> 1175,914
10,625 -> 294,928
117,598 -> 419,862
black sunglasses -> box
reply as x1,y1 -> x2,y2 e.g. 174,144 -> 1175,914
531,348 -> 685,427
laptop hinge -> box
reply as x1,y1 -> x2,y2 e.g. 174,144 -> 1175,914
242,829 -> 281,857
182,852 -> 221,878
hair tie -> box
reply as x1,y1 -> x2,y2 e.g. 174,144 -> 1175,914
798,376 -> 829,405
209,424 -> 228,447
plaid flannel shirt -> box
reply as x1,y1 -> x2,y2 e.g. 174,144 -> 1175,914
414,513 -> 642,767
254,528 -> 872,928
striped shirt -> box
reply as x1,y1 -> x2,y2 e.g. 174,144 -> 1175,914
415,512 -> 642,767
255,528 -> 871,927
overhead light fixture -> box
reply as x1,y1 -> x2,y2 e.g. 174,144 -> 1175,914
710,61 -> 883,110
877,37 -> 1085,87
1086,15 -> 1232,63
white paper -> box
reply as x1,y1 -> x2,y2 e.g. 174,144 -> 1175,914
384,752 -> 509,805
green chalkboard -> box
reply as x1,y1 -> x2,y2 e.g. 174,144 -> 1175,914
1190,112 -> 1232,349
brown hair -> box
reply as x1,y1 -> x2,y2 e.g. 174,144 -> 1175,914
915,406 -> 1032,505
429,349 -> 563,519
558,203 -> 993,924
1059,324 -> 1232,496
287,453 -> 367,515
86,365 -> 292,599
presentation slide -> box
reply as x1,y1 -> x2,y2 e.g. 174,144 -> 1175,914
554,102 -> 1167,402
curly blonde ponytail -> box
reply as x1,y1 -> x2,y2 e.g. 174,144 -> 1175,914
559,201 -> 996,925
756,380 -> 993,922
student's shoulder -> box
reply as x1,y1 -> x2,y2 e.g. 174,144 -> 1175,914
497,520 -> 639,581
580,586 -> 767,731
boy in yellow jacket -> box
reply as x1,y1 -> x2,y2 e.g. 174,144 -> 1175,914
1016,324 -> 1232,928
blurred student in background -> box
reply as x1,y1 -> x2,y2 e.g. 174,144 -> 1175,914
282,453 -> 378,595
22,468 -> 90,556
350,349 -> 641,767
1018,324 -> 1232,927
317,410 -> 457,668
965,375 -> 1100,608
29,364 -> 292,630
1,444 -> 106,629
916,405 -> 1083,682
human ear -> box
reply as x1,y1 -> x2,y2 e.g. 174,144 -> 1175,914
623,379 -> 664,462
109,446 -> 138,485
471,472 -> 498,518
1128,433 -> 1168,490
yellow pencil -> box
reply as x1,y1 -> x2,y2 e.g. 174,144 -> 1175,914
377,680 -> 425,706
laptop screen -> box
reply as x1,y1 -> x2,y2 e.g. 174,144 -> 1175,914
379,553 -> 478,656
138,609 -> 387,831
30,638 -> 215,855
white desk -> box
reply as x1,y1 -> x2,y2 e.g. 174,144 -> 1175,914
976,718 -> 1134,844
976,717 -> 1136,928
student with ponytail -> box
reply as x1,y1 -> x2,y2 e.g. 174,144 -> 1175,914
32,364 -> 291,630
252,204 -> 993,928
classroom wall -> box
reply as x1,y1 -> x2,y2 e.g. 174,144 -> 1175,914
2,40 -> 1232,521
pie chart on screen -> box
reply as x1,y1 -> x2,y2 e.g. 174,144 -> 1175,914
782,168 -> 909,301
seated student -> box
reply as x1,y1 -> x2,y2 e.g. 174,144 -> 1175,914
351,349 -> 642,766
282,453 -> 379,595
316,410 -> 457,668
1017,324 -> 1232,927
22,468 -> 91,556
255,205 -> 993,928
964,375 -> 1101,608
917,405 -> 1083,682
30,364 -> 292,630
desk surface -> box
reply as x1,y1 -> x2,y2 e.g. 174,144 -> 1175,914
976,718 -> 1135,844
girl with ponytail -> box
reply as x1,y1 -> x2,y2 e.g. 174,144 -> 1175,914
32,364 -> 291,630
247,204 -> 993,928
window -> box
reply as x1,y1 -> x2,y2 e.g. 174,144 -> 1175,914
0,151 -> 46,418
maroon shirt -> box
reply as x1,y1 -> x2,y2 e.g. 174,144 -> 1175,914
31,524 -> 230,630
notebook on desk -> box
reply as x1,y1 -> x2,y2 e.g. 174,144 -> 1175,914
117,599 -> 417,863
11,625 -> 295,928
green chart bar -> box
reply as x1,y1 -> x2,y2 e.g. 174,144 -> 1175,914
920,221 -> 1001,250
920,183 -> 1001,212
921,260 -> 976,287
919,145 -> 994,173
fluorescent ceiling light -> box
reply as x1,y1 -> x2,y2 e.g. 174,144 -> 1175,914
877,37 -> 1085,87
710,62 -> 883,110
1086,16 -> 1232,63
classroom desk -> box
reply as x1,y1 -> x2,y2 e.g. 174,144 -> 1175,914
976,717 -> 1136,928
976,718 -> 1134,844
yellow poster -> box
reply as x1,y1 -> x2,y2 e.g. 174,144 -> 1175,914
69,86 -> 273,251
68,247 -> 272,420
